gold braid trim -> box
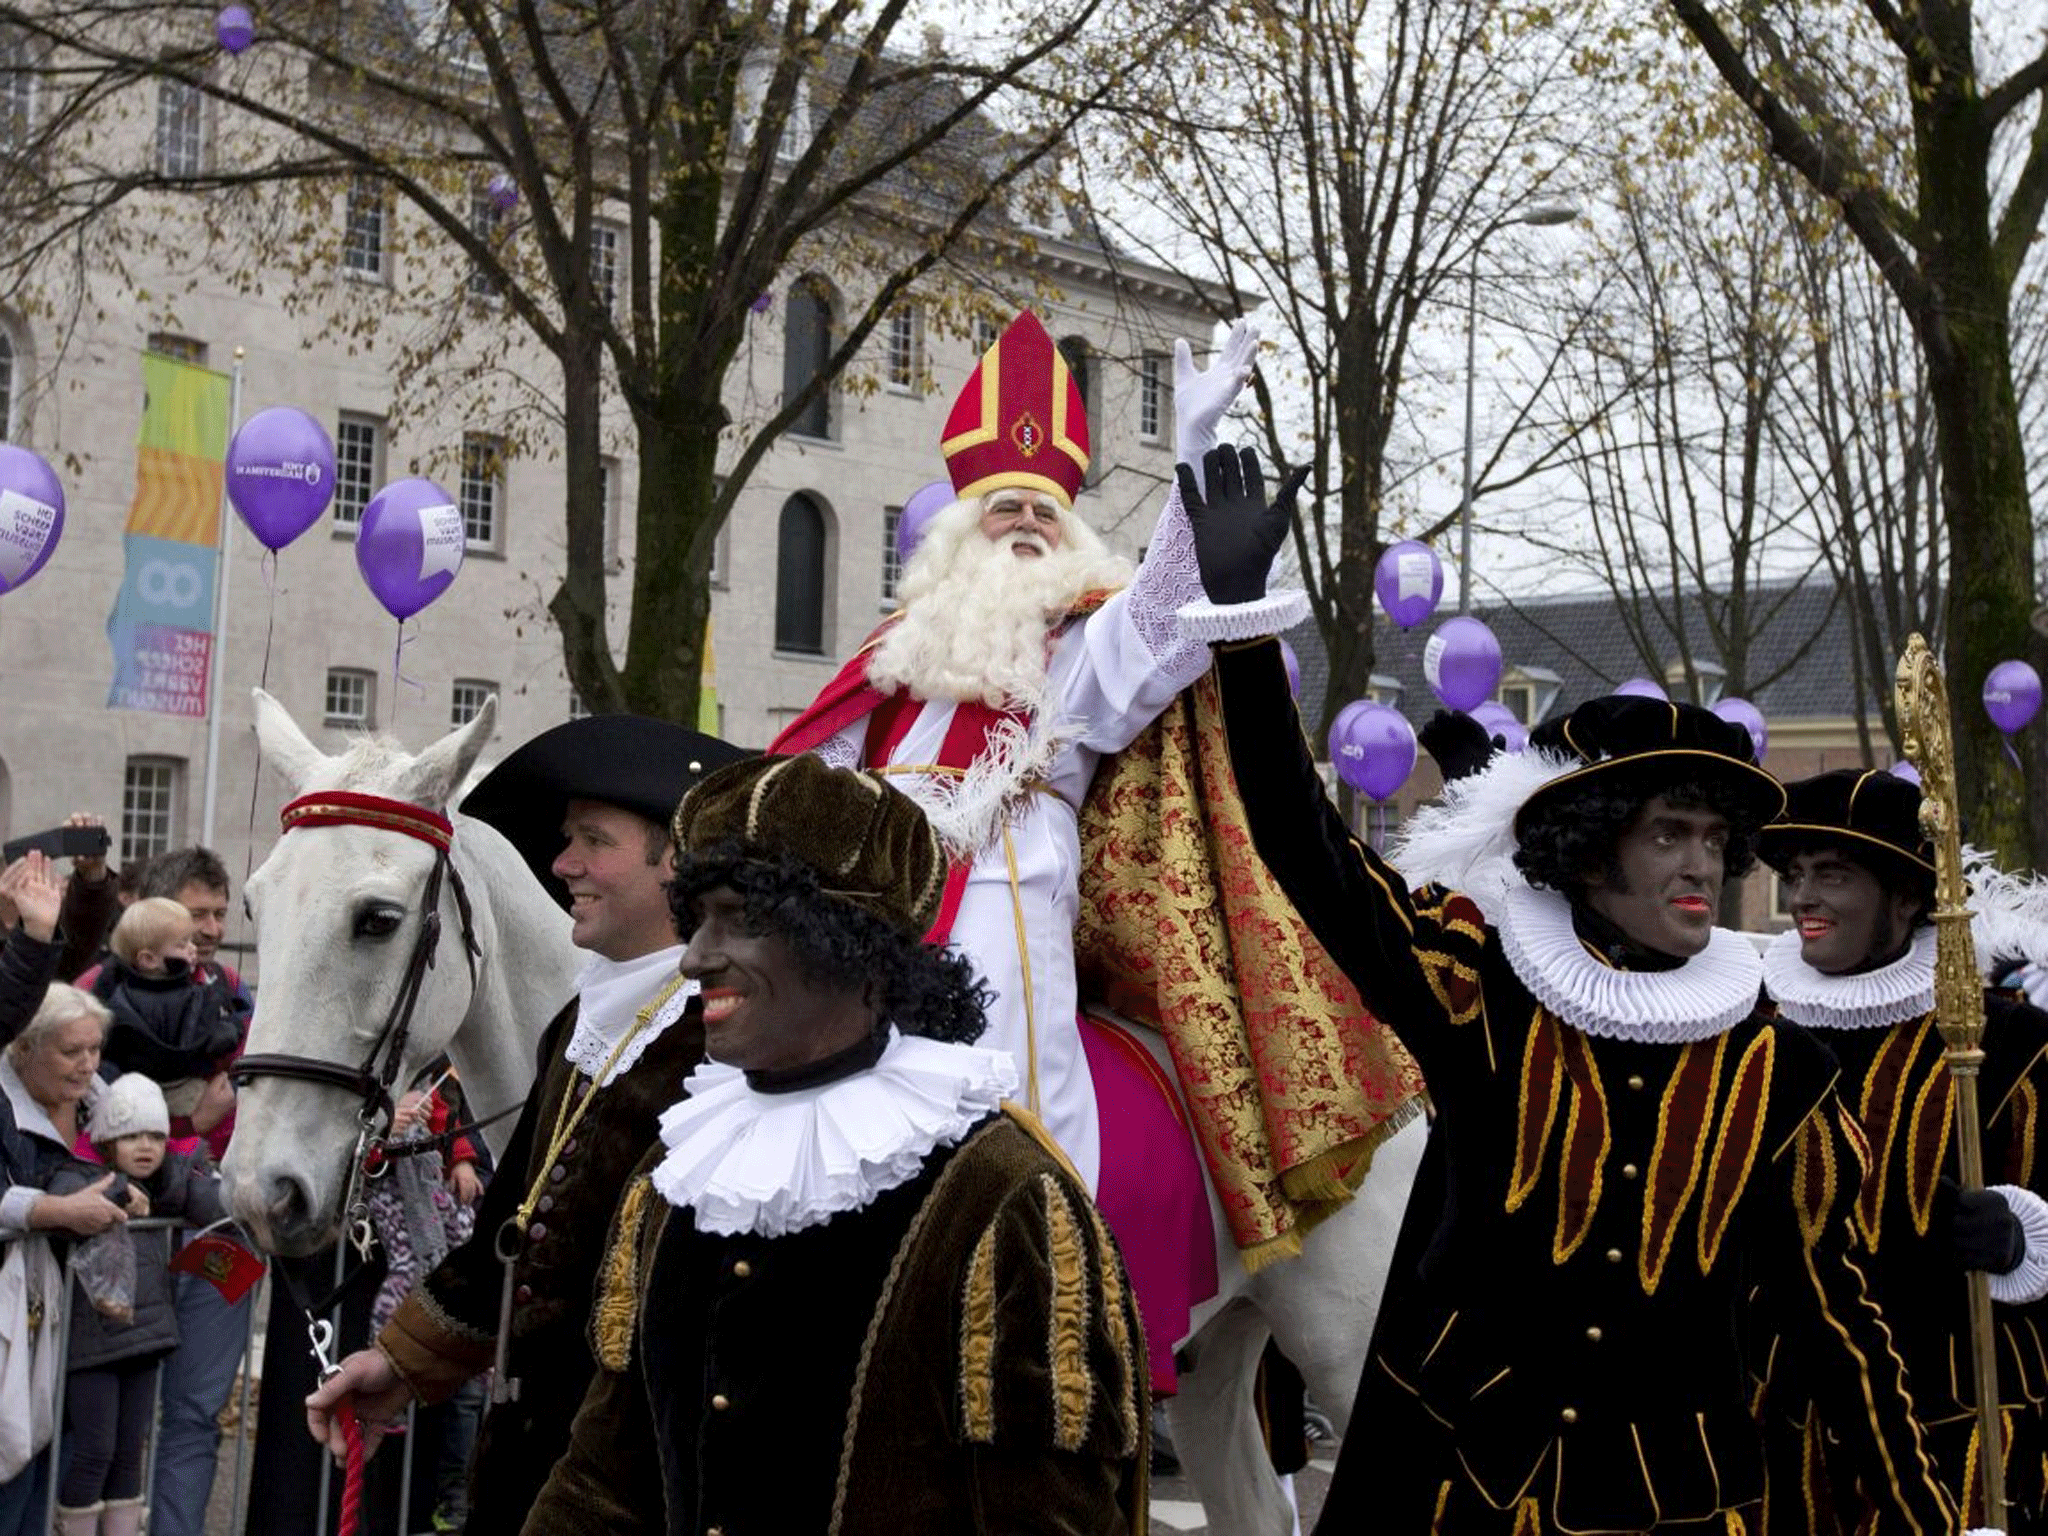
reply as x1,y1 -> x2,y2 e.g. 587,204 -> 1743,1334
1082,1202 -> 1143,1457
1042,1173 -> 1093,1452
959,1222 -> 1001,1444
591,1175 -> 654,1372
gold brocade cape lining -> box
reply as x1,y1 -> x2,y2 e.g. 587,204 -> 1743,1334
1076,668 -> 1425,1266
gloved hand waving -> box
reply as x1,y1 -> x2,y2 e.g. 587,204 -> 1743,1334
1175,321 -> 1259,495
1178,445 -> 1308,606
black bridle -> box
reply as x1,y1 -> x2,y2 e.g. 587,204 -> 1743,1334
232,789 -> 481,1248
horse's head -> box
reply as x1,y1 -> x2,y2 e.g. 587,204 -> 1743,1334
224,687 -> 499,1255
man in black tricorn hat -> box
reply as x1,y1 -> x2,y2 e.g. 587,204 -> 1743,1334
522,752 -> 1149,1535
307,715 -> 749,1532
1173,442 -> 1993,1533
1755,768 -> 2048,1530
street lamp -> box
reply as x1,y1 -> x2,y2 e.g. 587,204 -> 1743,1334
1456,202 -> 1579,613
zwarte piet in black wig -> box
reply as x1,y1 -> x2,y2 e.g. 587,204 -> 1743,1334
670,841 -> 990,1046
1514,769 -> 1762,904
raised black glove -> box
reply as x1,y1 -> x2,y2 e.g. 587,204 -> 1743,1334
1948,1180 -> 2026,1274
1418,709 -> 1499,784
1177,445 -> 1308,606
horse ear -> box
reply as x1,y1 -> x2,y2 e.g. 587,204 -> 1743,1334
405,694 -> 498,813
252,687 -> 333,792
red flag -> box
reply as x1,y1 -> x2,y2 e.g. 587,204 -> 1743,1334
169,1232 -> 265,1303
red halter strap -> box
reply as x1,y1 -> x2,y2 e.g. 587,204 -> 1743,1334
280,791 -> 455,850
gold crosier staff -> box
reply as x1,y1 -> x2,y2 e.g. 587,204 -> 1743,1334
1896,632 -> 2004,1527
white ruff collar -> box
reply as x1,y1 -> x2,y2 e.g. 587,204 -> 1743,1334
566,947 -> 691,1086
1496,884 -> 1764,1043
1762,926 -> 1936,1031
651,1029 -> 1018,1236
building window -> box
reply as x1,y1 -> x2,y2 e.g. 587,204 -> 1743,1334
1497,666 -> 1561,724
567,691 -> 590,721
709,475 -> 727,587
332,413 -> 382,529
599,455 -> 621,567
0,326 -> 14,439
882,503 -> 902,602
324,668 -> 375,728
1139,350 -> 1167,442
0,30 -> 34,154
1663,658 -> 1726,707
885,304 -> 921,394
155,76 -> 206,178
973,314 -> 1001,354
460,433 -> 503,547
783,277 -> 833,439
467,187 -> 504,299
1367,673 -> 1403,707
120,757 -> 182,864
775,492 -> 827,654
450,678 -> 495,726
145,332 -> 207,364
1058,334 -> 1097,482
1498,682 -> 1535,724
343,176 -> 389,279
591,222 -> 620,317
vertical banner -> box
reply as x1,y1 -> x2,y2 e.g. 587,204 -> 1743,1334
106,353 -> 233,716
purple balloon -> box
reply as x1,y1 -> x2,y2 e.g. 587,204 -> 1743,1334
215,5 -> 253,53
1984,660 -> 2043,736
1711,696 -> 1768,760
0,443 -> 64,594
356,478 -> 465,620
750,291 -> 774,315
1890,760 -> 1922,787
1470,700 -> 1528,754
487,172 -> 519,213
227,407 -> 335,551
1374,540 -> 1443,631
1331,703 -> 1417,801
1424,616 -> 1502,712
1614,676 -> 1669,701
894,481 -> 955,570
1279,639 -> 1301,699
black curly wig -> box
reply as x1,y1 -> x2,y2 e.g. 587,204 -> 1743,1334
669,840 -> 990,1045
1514,769 -> 1763,902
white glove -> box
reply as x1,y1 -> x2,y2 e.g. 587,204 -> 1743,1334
1175,319 -> 1260,493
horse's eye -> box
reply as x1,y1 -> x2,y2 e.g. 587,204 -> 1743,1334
354,903 -> 406,939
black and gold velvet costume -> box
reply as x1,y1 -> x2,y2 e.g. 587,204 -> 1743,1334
377,997 -> 706,1534
521,1107 -> 1150,1536
1213,638 -> 1958,1535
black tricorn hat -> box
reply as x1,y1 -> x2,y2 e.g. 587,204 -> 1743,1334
1755,768 -> 1935,892
460,715 -> 752,906
1515,694 -> 1785,838
671,754 -> 947,937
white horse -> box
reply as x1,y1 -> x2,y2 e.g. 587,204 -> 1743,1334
221,689 -> 583,1256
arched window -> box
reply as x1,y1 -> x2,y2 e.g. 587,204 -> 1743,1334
783,278 -> 834,439
775,493 -> 828,654
1058,333 -> 1098,483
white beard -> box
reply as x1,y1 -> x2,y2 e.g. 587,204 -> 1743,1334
868,497 -> 1132,711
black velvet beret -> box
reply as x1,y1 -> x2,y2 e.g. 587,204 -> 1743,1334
670,753 -> 947,936
1755,768 -> 1935,891
461,715 -> 752,905
1516,694 -> 1785,838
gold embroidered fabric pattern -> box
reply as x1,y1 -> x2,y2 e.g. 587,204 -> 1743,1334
1854,1019 -> 1924,1250
1904,1051 -> 1954,1238
958,1221 -> 1000,1443
2003,1080 -> 2039,1187
1791,1112 -> 1838,1248
591,1175 -> 654,1372
1508,1012 -> 1564,1216
1697,1032 -> 1774,1275
1081,1201 -> 1142,1456
1553,1028 -> 1610,1262
1641,1039 -> 1724,1295
1042,1173 -> 1093,1452
1075,669 -> 1423,1260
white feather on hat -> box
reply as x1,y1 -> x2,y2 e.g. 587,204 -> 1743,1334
1387,746 -> 1579,924
1962,846 -> 2048,978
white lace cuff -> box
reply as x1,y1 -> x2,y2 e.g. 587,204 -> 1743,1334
814,733 -> 859,771
1987,1184 -> 2048,1304
1178,589 -> 1311,644
1125,481 -> 1211,680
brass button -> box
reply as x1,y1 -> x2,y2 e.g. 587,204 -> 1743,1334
1620,1163 -> 1639,1181
711,1393 -> 731,1411
549,1164 -> 568,1183
528,1222 -> 548,1242
1626,1075 -> 1645,1091
1605,1248 -> 1623,1264
732,1260 -> 753,1279
1585,1326 -> 1603,1343
1560,1407 -> 1578,1425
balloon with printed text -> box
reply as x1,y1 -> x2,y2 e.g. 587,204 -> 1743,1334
356,478 -> 466,620
0,443 -> 64,594
1331,702 -> 1417,801
215,5 -> 253,53
1711,696 -> 1768,761
893,481 -> 955,571
227,407 -> 335,551
1983,660 -> 2043,737
1374,540 -> 1443,631
1423,616 -> 1502,712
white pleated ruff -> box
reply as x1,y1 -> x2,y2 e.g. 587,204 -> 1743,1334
1495,884 -> 1763,1044
651,1030 -> 1019,1237
1760,927 -> 1937,1032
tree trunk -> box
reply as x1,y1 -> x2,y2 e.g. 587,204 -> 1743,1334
618,395 -> 722,724
548,326 -> 619,712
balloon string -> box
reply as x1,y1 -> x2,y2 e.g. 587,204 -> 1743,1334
240,553 -> 283,894
2003,734 -> 2023,773
390,619 -> 426,727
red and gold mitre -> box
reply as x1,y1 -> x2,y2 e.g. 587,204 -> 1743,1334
940,310 -> 1090,508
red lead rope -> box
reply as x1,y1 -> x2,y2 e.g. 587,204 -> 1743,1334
335,1400 -> 365,1536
